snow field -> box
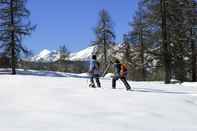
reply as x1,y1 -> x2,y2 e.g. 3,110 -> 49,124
0,75 -> 197,131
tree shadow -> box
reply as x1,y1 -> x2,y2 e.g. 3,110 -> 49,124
0,69 -> 90,78
134,88 -> 194,95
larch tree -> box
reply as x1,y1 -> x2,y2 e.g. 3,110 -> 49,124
141,0 -> 197,82
59,45 -> 70,62
93,9 -> 115,72
0,0 -> 35,74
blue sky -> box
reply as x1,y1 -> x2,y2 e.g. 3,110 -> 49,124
25,0 -> 138,54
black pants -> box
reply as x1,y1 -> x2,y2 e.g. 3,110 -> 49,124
112,76 -> 131,90
90,74 -> 101,87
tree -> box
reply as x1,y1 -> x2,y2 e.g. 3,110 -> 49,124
126,1 -> 160,81
59,45 -> 70,62
128,2 -> 149,81
121,34 -> 131,65
188,1 -> 197,82
120,34 -> 137,80
141,0 -> 197,82
0,0 -> 35,74
163,0 -> 197,82
141,0 -> 171,83
93,9 -> 115,71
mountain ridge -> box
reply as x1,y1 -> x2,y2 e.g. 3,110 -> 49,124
31,46 -> 96,62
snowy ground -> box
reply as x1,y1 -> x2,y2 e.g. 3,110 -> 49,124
0,69 -> 197,131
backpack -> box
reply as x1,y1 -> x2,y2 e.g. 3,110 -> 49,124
120,64 -> 128,77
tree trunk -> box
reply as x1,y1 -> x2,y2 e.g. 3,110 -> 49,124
139,12 -> 145,81
191,37 -> 196,82
10,0 -> 16,75
161,0 -> 171,84
103,32 -> 107,71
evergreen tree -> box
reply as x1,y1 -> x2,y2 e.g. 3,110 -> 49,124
140,0 -> 197,82
121,34 -> 131,65
59,45 -> 70,62
0,0 -> 35,74
93,9 -> 115,71
126,1 -> 160,80
120,34 -> 136,80
128,2 -> 148,81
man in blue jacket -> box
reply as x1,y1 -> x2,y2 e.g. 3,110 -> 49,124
89,55 -> 101,88
112,59 -> 131,91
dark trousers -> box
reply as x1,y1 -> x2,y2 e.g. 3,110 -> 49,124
90,74 -> 101,87
112,76 -> 131,90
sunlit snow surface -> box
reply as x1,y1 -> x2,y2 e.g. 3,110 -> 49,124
0,69 -> 197,131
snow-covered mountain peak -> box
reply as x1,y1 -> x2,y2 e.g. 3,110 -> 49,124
38,49 -> 51,58
31,46 -> 96,62
31,49 -> 59,62
70,46 -> 95,61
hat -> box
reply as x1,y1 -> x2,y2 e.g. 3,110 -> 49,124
92,55 -> 97,60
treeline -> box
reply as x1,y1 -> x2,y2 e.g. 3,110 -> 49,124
93,0 -> 197,82
0,44 -> 87,73
0,57 -> 88,73
127,0 -> 197,82
18,60 -> 88,73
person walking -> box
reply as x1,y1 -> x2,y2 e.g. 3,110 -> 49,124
112,59 -> 132,91
88,55 -> 101,88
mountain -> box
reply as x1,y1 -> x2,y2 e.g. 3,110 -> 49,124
69,46 -> 95,61
31,49 -> 60,62
31,46 -> 96,62
30,45 -> 126,62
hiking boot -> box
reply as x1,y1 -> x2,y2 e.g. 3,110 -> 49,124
126,88 -> 133,91
89,83 -> 96,88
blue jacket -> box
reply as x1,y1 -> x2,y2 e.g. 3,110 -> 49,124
89,59 -> 100,75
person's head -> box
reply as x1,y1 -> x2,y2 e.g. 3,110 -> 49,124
92,55 -> 97,60
115,59 -> 120,64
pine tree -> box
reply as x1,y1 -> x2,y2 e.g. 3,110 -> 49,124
127,1 -> 159,81
141,0 -> 197,82
188,1 -> 197,82
93,9 -> 115,71
120,34 -> 136,80
0,0 -> 35,74
164,0 -> 197,82
59,45 -> 70,62
121,34 -> 131,65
